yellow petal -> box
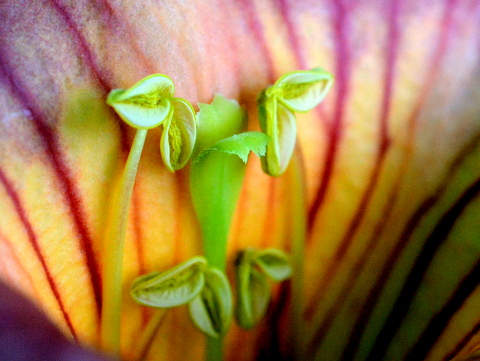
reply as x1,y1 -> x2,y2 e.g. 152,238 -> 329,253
0,1 -> 479,361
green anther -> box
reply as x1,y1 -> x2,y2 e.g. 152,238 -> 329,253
234,248 -> 293,329
253,248 -> 293,282
258,95 -> 296,177
161,97 -> 197,172
117,90 -> 169,108
168,118 -> 182,165
107,74 -> 175,129
258,68 -> 333,176
188,268 -> 233,338
274,67 -> 333,113
200,286 -> 222,332
130,256 -> 208,309
280,82 -> 314,100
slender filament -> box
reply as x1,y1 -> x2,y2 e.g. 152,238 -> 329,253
101,129 -> 148,354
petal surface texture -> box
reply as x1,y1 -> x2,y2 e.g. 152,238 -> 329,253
0,1 -> 480,361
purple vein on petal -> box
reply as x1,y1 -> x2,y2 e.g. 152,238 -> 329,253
277,0 -> 331,134
49,0 -> 165,319
235,0 -> 279,256
276,0 -> 308,69
344,0 -> 459,354
0,167 -> 77,339
337,0 -> 460,358
0,61 -> 103,320
48,0 -> 146,154
361,0 -> 461,258
48,0 -> 111,91
222,2 -> 243,86
49,0 -> 155,90
236,0 -> 277,83
307,0 -> 352,232
46,0 -> 134,160
303,0 -> 400,331
305,1 -> 400,320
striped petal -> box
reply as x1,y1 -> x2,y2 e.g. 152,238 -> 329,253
0,1 -> 479,361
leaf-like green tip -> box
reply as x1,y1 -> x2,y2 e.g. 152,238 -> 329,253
257,68 -> 333,177
107,74 -> 175,129
193,94 -> 247,159
253,248 -> 293,282
160,97 -> 197,172
130,256 -> 207,308
194,131 -> 269,164
274,68 -> 334,113
188,268 -> 233,338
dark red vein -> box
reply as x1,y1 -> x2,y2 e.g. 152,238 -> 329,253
255,283 -> 292,361
360,0 -> 460,254
338,195 -> 437,360
236,0 -> 280,264
307,0 -> 351,231
277,0 -> 308,69
364,177 -> 480,361
50,0 -> 154,89
304,0 -> 399,323
30,111 -> 104,319
406,254 -> 480,360
217,1 -> 243,89
335,0 -> 460,358
49,0 -> 110,90
276,0 -> 332,143
0,62 -> 103,318
0,167 -> 77,339
236,0 -> 277,83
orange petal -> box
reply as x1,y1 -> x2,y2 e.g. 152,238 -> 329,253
0,1 -> 479,361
